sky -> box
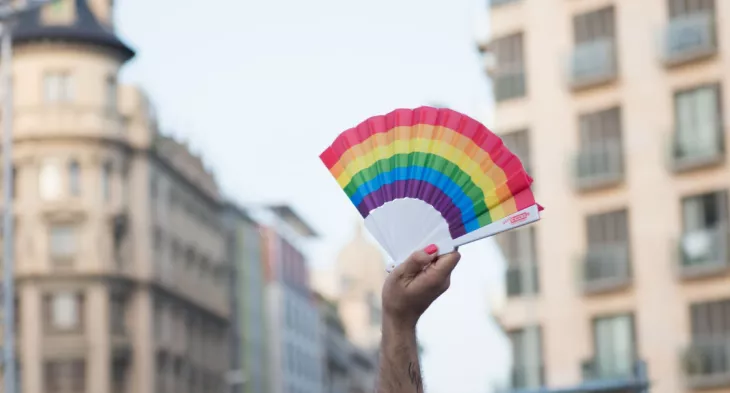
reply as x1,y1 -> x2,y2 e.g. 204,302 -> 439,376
116,0 -> 511,391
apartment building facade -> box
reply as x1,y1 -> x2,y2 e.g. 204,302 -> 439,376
222,203 -> 269,393
260,206 -> 324,393
3,0 -> 230,392
332,224 -> 384,353
315,291 -> 378,393
483,0 -> 730,392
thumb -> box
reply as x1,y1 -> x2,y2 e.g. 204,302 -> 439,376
431,251 -> 461,280
399,245 -> 438,276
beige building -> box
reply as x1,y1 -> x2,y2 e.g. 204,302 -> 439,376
482,0 -> 730,392
3,0 -> 230,392
315,223 -> 385,353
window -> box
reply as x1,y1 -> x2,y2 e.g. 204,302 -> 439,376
160,305 -> 172,343
574,7 -> 616,44
570,7 -> 617,87
367,292 -> 381,326
112,359 -> 127,393
584,210 -> 631,286
579,107 -> 622,148
106,75 -> 118,111
153,227 -> 163,252
501,130 -> 531,173
691,298 -> 730,337
674,85 -> 722,159
592,314 -> 636,379
102,161 -> 112,201
154,301 -> 163,341
110,295 -> 126,335
150,173 -> 158,199
49,224 -> 76,260
668,0 -> 715,18
587,210 -> 629,246
576,107 -> 624,181
682,191 -> 728,232
44,360 -> 85,393
491,33 -> 526,102
39,160 -> 62,201
500,227 -> 538,296
508,326 -> 543,389
68,160 -> 80,196
43,72 -> 74,103
680,191 -> 728,267
45,292 -> 83,332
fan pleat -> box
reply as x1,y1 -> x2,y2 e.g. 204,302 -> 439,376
320,106 -> 540,263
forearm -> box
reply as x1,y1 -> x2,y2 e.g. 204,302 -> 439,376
378,317 -> 423,393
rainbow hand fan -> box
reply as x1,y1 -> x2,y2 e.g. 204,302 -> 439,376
320,107 -> 542,271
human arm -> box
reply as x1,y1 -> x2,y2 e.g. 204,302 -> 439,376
377,245 -> 461,393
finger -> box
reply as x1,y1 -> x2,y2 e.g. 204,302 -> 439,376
430,251 -> 461,280
398,245 -> 439,276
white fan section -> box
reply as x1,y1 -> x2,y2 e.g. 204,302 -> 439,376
365,199 -> 541,272
364,198 -> 455,271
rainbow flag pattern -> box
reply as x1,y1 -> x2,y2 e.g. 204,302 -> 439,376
320,107 -> 537,239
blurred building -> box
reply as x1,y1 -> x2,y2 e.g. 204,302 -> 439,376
481,0 -> 730,392
260,205 -> 324,393
3,0 -> 230,392
316,292 -> 352,393
222,203 -> 269,393
317,223 -> 385,353
315,292 -> 378,393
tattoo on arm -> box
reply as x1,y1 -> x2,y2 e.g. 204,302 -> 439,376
378,321 -> 423,393
408,361 -> 423,393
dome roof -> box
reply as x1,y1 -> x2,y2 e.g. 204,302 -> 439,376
336,222 -> 386,289
13,0 -> 135,61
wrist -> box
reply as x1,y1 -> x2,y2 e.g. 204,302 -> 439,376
382,311 -> 418,334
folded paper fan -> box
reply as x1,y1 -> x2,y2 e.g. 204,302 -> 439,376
320,106 -> 542,271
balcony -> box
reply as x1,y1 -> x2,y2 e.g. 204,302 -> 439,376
580,244 -> 631,295
661,12 -> 717,67
493,65 -> 526,103
683,336 -> 730,389
489,0 -> 520,7
568,39 -> 618,90
506,263 -> 539,297
510,364 -> 544,390
15,106 -> 128,141
668,125 -> 724,173
573,141 -> 624,191
582,357 -> 639,382
675,226 -> 729,279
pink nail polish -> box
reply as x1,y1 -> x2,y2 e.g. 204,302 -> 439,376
425,244 -> 438,255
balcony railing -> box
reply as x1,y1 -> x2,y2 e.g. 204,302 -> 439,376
493,65 -> 527,103
676,225 -> 729,279
573,141 -> 624,191
661,12 -> 717,66
683,336 -> 730,389
511,364 -> 544,390
669,124 -> 725,173
580,243 -> 631,294
15,106 -> 128,139
506,262 -> 539,297
568,39 -> 618,90
582,356 -> 638,382
489,0 -> 520,7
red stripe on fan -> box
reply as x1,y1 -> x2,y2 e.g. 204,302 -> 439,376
320,107 -> 506,170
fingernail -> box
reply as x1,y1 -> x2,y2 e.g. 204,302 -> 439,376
425,244 -> 438,255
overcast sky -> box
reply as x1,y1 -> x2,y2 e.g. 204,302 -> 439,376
116,0 -> 510,391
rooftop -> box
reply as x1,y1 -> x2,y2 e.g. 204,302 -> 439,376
12,0 -> 135,61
